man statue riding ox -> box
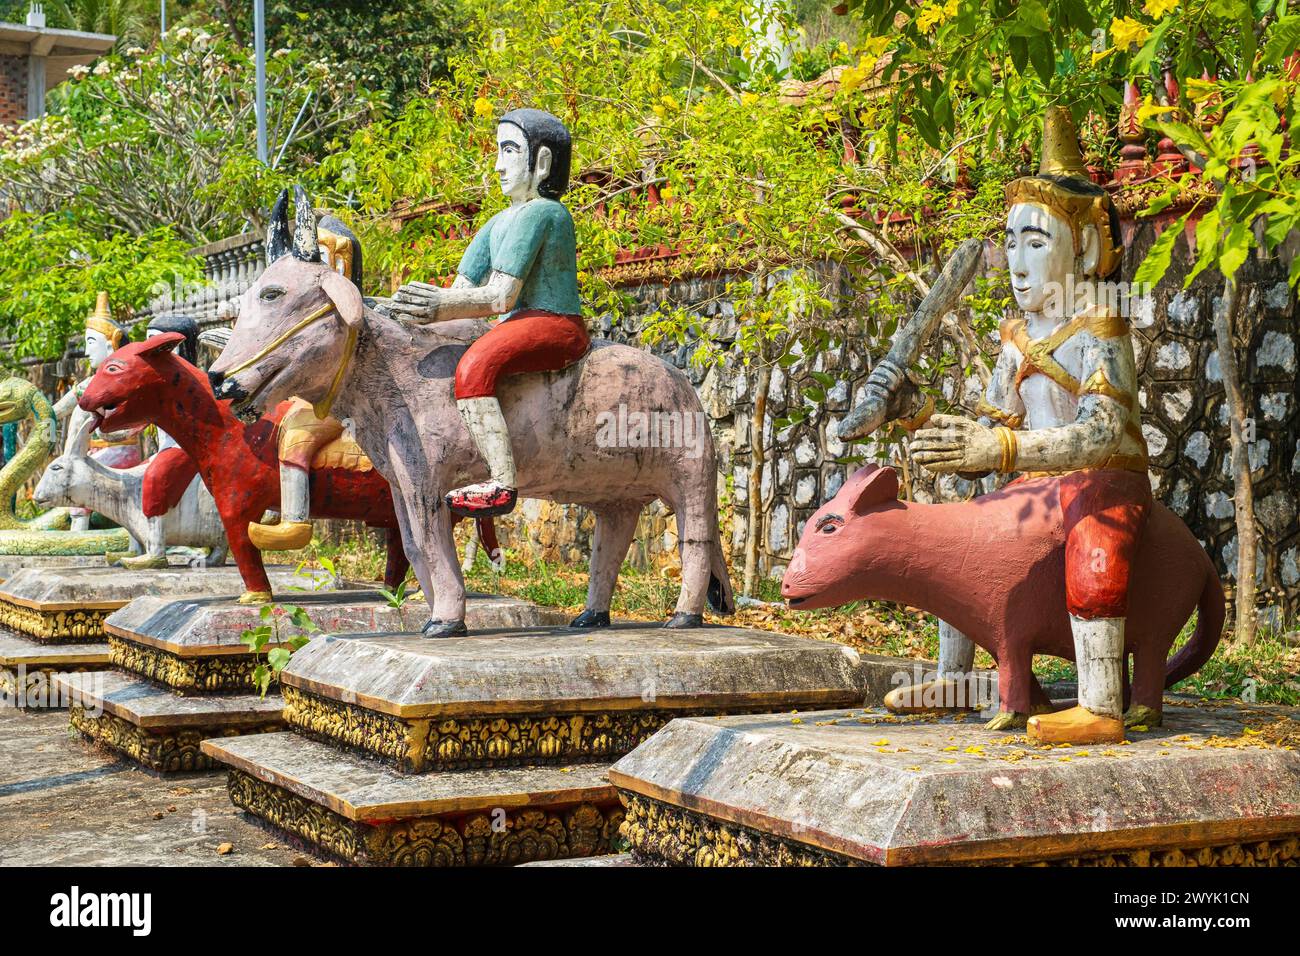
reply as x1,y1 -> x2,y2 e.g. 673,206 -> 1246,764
209,109 -> 734,637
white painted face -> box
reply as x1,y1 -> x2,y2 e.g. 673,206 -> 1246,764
84,329 -> 113,369
495,121 -> 552,203
1005,203 -> 1076,315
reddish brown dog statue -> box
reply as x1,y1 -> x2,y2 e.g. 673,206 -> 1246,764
79,333 -> 410,603
781,465 -> 1224,727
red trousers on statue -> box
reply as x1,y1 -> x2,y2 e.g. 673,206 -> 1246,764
454,310 -> 590,400
1055,468 -> 1152,620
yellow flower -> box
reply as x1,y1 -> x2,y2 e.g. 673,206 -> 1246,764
917,3 -> 947,32
1143,0 -> 1179,18
1110,16 -> 1151,50
740,91 -> 759,106
548,36 -> 564,50
660,94 -> 678,110
726,34 -> 742,46
706,6 -> 720,20
1185,76 -> 1218,103
1091,46 -> 1117,67
943,0 -> 959,16
473,96 -> 493,118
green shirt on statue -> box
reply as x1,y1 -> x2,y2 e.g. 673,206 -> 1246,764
457,197 -> 582,317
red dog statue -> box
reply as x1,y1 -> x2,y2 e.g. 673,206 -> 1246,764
78,332 -> 412,604
781,465 -> 1224,730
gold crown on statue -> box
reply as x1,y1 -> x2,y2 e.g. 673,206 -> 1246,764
84,291 -> 125,348
1005,106 -> 1122,279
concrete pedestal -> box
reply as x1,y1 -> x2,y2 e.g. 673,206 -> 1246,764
610,700 -> 1300,866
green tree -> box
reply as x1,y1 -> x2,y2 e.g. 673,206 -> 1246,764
0,24 -> 382,242
0,212 -> 200,362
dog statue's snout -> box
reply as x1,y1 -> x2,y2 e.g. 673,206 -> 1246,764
207,370 -> 225,394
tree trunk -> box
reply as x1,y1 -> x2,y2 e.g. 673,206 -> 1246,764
1214,277 -> 1258,645
742,361 -> 773,598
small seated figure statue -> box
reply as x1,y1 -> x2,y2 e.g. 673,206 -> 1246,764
903,107 -> 1149,745
52,293 -> 144,533
382,108 -> 588,518
246,212 -> 370,552
110,313 -> 203,569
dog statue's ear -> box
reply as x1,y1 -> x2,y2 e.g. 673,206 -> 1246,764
847,465 -> 900,515
139,331 -> 185,355
321,270 -> 364,328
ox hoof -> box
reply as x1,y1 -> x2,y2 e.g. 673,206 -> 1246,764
569,609 -> 611,628
1027,705 -> 1124,745
985,710 -> 1030,731
664,612 -> 704,629
237,590 -> 274,606
1123,704 -> 1163,729
248,520 -> 313,551
422,618 -> 468,639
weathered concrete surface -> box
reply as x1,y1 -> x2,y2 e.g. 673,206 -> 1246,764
0,555 -> 121,583
283,622 -> 885,717
0,631 -> 111,708
56,672 -> 282,729
107,591 -> 568,657
0,564 -> 345,612
0,706 -> 324,866
611,699 -> 1300,865
204,732 -> 615,821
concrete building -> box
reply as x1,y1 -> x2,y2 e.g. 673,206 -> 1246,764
0,3 -> 113,126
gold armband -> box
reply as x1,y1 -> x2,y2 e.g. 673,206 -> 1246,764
993,425 -> 1019,474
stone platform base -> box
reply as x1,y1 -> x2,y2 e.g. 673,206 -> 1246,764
105,591 -> 568,694
519,853 -> 637,867
201,732 -> 621,866
0,554 -> 121,584
0,630 -> 111,708
278,622 -> 894,772
610,701 -> 1300,866
0,565 -> 344,642
56,671 -> 283,771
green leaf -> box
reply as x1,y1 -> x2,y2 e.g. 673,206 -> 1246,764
267,647 -> 293,673
1133,211 -> 1190,289
1008,35 -> 1029,75
1261,16 -> 1300,66
1132,18 -> 1178,73
1028,33 -> 1055,84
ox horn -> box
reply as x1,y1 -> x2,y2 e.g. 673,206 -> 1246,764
292,185 -> 321,263
266,189 -> 291,263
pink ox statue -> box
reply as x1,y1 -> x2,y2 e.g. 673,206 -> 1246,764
208,187 -> 734,636
781,465 -> 1224,729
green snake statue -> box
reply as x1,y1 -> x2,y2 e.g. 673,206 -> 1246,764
0,376 -> 130,554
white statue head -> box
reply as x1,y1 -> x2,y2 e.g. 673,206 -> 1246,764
494,108 -> 572,204
1005,202 -> 1101,317
84,328 -> 114,369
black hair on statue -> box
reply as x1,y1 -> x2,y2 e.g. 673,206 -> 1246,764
145,314 -> 200,365
498,108 -> 572,199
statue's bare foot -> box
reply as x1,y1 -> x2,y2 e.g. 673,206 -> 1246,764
116,553 -> 168,571
1027,705 -> 1124,745
985,710 -> 1029,731
1123,704 -> 1162,728
884,679 -> 978,715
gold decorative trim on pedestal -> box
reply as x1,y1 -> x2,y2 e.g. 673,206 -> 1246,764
0,663 -> 103,708
618,793 -> 1300,867
0,599 -> 113,643
227,770 -> 625,866
69,706 -> 284,772
283,685 -> 778,773
108,637 -> 258,693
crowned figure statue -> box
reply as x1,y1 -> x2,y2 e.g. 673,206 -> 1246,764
901,107 -> 1150,746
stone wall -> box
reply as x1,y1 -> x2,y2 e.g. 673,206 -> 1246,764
0,53 -> 25,127
10,215 -> 1298,615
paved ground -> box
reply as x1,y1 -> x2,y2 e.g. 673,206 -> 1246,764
0,706 -> 326,866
